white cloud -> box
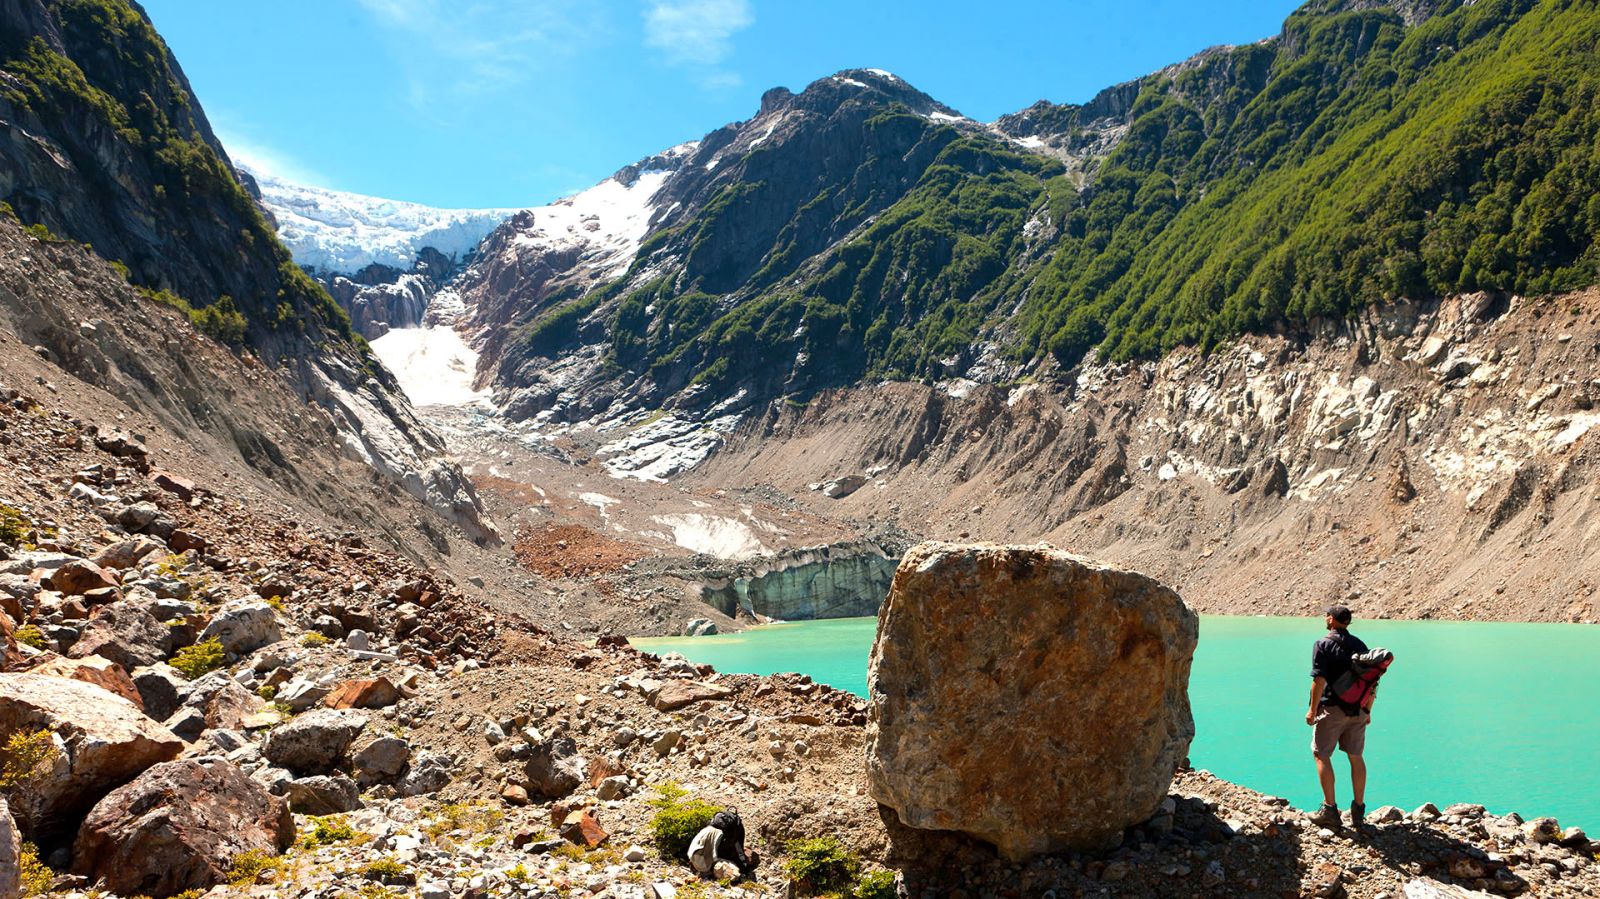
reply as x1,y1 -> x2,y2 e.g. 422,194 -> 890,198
357,0 -> 609,108
215,127 -> 330,188
643,0 -> 752,86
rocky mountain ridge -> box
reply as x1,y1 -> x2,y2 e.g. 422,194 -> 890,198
0,0 -> 496,547
421,0 -> 1597,438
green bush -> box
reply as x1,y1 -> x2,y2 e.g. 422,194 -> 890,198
0,504 -> 29,545
647,782 -> 718,863
852,869 -> 897,899
168,637 -> 225,679
18,843 -> 51,897
0,729 -> 58,791
13,625 -> 47,650
299,632 -> 331,648
138,287 -> 249,347
360,858 -> 406,880
300,815 -> 361,848
226,848 -> 282,886
783,837 -> 861,896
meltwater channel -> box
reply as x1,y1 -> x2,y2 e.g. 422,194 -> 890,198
634,615 -> 1600,829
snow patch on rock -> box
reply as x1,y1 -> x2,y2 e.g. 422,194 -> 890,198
650,513 -> 768,560
597,413 -> 743,482
503,171 -> 671,277
370,326 -> 489,408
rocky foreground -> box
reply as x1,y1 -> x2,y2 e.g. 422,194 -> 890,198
2,377 -> 1598,899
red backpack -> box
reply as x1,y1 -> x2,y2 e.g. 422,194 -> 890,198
1332,648 -> 1393,711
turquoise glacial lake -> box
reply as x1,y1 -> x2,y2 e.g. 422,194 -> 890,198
634,615 -> 1600,829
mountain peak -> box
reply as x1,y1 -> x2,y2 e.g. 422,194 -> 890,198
760,68 -> 965,121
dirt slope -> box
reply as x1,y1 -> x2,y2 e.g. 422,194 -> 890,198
689,290 -> 1600,623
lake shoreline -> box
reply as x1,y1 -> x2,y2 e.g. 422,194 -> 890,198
634,614 -> 1600,833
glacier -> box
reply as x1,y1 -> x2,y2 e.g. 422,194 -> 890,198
240,163 -> 523,274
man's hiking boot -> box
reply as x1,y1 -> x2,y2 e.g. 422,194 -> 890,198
1350,802 -> 1366,828
1309,802 -> 1342,830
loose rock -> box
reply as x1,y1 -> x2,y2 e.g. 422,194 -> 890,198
71,757 -> 293,898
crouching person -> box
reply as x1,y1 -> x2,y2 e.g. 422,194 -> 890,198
688,810 -> 759,881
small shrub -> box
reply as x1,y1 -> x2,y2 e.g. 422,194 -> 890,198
299,815 -> 361,848
23,222 -> 57,242
226,849 -> 282,886
360,858 -> 406,880
0,504 -> 31,544
424,802 -> 504,838
299,632 -> 331,648
109,259 -> 132,281
0,729 -> 58,791
783,837 -> 861,896
18,843 -> 51,897
13,625 -> 47,650
256,684 -> 277,700
169,638 -> 225,679
647,782 -> 718,862
505,863 -> 530,882
853,869 -> 897,899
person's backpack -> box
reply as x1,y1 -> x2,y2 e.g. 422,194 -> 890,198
1331,647 -> 1393,711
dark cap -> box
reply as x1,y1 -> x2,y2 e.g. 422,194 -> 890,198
1325,604 -> 1353,625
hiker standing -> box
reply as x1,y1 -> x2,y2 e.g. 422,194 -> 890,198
1307,604 -> 1371,828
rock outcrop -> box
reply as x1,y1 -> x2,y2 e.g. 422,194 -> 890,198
865,543 -> 1198,859
0,673 -> 183,845
71,757 -> 294,899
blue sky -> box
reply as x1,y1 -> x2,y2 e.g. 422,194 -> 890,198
143,0 -> 1302,209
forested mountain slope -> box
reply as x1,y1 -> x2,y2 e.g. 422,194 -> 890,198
472,0 -> 1599,422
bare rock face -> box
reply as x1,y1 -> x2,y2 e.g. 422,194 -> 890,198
0,673 -> 183,845
865,543 -> 1198,860
72,757 -> 294,899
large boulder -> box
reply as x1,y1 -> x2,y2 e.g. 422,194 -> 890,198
523,736 -> 587,800
71,757 -> 293,899
0,673 -> 183,845
198,601 -> 281,655
48,559 -> 118,595
351,735 -> 410,786
131,664 -> 191,722
865,543 -> 1198,860
324,676 -> 400,709
30,655 -> 142,708
283,774 -> 361,814
261,708 -> 367,774
167,672 -> 258,738
66,601 -> 172,669
90,537 -> 165,571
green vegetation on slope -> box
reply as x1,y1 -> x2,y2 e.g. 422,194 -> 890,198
0,0 -> 358,351
573,0 -> 1600,398
611,135 -> 1062,393
1018,0 -> 1600,363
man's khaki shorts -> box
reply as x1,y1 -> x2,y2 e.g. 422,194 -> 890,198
1311,705 -> 1369,758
